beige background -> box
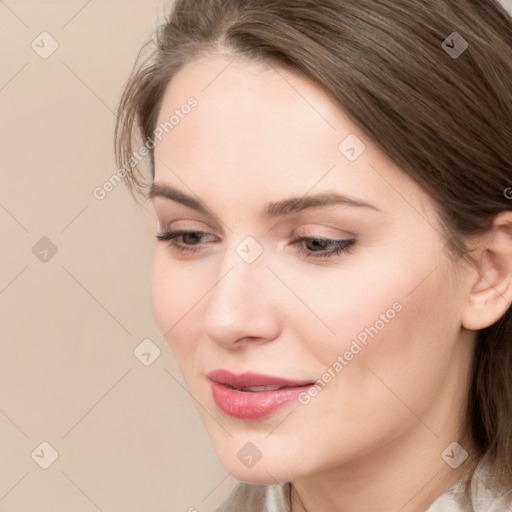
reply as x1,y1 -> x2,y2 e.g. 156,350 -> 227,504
1,1 -> 511,510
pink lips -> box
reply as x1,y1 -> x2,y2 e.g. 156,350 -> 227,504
207,369 -> 315,420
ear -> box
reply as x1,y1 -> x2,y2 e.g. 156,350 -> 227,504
462,211 -> 512,331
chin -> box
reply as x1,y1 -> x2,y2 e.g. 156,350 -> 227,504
229,466 -> 291,485
216,452 -> 299,484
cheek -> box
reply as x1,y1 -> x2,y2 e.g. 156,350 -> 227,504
273,251 -> 426,368
151,252 -> 174,333
291,240 -> 456,410
150,252 -> 203,361
315,236 -> 447,358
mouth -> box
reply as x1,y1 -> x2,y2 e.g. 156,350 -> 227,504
207,370 -> 316,420
222,384 -> 288,392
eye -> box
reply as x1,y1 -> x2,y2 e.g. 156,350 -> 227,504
156,229 -> 356,260
156,229 -> 216,253
291,236 -> 356,259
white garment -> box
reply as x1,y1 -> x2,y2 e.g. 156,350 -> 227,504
211,455 -> 512,511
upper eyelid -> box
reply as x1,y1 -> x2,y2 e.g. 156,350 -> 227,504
152,198 -> 377,234
157,219 -> 355,236
157,228 -> 352,244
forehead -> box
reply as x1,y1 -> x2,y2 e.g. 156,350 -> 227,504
152,53 -> 432,220
155,53 -> 343,159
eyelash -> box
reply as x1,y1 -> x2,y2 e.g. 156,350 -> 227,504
155,229 -> 356,260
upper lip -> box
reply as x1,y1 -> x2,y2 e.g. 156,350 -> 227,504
207,369 -> 315,388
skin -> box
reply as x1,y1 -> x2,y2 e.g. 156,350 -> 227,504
149,52 -> 512,512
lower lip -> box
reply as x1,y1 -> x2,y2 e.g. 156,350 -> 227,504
210,381 -> 314,420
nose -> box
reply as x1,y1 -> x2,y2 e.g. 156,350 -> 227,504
202,251 -> 281,349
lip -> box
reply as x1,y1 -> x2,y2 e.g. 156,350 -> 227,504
207,370 -> 316,420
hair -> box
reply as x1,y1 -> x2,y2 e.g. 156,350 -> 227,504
114,0 -> 512,491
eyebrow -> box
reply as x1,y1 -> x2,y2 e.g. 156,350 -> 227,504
148,182 -> 381,217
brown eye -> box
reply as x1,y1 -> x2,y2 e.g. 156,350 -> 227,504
293,237 -> 356,259
156,230 -> 217,253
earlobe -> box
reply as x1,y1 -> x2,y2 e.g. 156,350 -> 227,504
461,211 -> 512,331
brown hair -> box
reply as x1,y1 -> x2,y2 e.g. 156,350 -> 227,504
114,0 -> 512,490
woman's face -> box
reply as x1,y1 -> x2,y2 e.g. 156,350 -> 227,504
150,53 -> 476,483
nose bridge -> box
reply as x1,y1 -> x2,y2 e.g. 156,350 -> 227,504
202,242 -> 279,345
208,251 -> 263,320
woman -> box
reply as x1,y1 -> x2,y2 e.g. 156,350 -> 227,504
114,1 -> 512,510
